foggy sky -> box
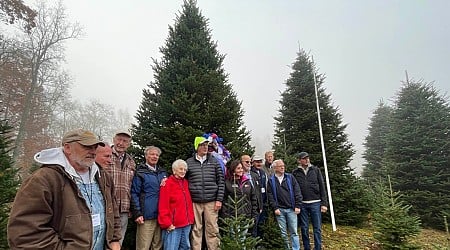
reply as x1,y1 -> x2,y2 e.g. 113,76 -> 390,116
61,0 -> 450,172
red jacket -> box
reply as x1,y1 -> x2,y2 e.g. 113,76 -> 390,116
158,175 -> 194,229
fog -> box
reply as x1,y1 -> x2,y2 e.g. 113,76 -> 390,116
61,0 -> 450,173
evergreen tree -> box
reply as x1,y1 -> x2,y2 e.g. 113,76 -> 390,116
362,101 -> 394,183
220,192 -> 260,249
132,0 -> 253,168
372,176 -> 421,250
273,49 -> 371,226
258,212 -> 285,249
0,117 -> 19,249
386,80 -> 450,229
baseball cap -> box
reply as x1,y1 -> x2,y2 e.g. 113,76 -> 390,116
194,136 -> 211,150
297,152 -> 309,159
62,129 -> 105,147
115,130 -> 131,138
252,155 -> 264,161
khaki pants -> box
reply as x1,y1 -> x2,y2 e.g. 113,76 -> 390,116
136,218 -> 162,250
191,201 -> 220,250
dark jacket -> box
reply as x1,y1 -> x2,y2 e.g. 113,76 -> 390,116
222,176 -> 258,219
131,163 -> 167,220
186,153 -> 225,203
158,175 -> 195,229
292,164 -> 328,207
267,173 -> 302,211
8,164 -> 121,249
251,166 -> 269,210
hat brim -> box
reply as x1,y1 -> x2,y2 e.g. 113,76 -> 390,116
78,139 -> 105,147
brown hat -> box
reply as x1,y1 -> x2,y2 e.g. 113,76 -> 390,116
62,129 -> 105,146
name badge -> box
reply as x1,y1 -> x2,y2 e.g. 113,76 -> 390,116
92,213 -> 101,227
261,187 -> 266,193
232,184 -> 238,188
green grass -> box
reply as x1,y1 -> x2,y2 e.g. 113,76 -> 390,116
320,223 -> 450,249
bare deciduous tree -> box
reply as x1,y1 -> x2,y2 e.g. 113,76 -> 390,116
10,0 -> 82,162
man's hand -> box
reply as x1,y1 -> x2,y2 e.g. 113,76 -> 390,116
294,207 -> 300,214
321,206 -> 328,213
135,216 -> 144,224
160,177 -> 168,187
110,241 -> 121,250
214,201 -> 222,211
274,209 -> 281,216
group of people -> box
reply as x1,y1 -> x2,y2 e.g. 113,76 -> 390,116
7,129 -> 328,250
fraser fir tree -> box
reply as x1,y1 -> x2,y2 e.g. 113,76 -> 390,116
372,176 -> 421,250
220,191 -> 260,249
273,49 -> 371,226
0,118 -> 19,249
386,80 -> 450,229
258,212 -> 284,249
132,0 -> 253,167
362,101 -> 393,183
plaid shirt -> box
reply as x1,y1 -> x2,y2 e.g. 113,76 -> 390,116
106,146 -> 136,213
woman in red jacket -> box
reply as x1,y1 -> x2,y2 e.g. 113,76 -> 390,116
158,159 -> 194,250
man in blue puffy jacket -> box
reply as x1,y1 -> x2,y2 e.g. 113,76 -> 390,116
131,146 -> 167,250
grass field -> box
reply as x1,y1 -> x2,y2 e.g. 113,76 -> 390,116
320,223 -> 450,249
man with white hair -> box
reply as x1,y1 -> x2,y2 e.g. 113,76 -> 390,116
267,159 -> 302,250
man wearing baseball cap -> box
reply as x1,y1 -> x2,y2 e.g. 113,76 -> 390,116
186,136 -> 224,250
292,152 -> 328,250
8,129 -> 121,249
105,130 -> 136,246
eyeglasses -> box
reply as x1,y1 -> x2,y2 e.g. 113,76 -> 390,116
243,161 -> 251,164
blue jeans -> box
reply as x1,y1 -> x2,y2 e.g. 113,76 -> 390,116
162,225 -> 191,250
299,202 -> 322,250
275,208 -> 300,250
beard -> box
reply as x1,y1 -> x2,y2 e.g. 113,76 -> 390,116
72,155 -> 95,169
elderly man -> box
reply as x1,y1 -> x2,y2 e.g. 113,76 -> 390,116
264,151 -> 274,175
8,129 -> 121,250
186,136 -> 224,250
105,130 -> 136,246
250,155 -> 269,238
131,146 -> 167,250
95,143 -> 113,169
267,159 -> 302,250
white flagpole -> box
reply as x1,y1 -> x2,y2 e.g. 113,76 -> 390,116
311,55 -> 337,231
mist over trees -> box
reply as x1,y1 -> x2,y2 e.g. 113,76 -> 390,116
363,79 -> 450,230
362,101 -> 393,183
0,1 -> 132,173
272,49 -> 371,226
132,0 -> 253,168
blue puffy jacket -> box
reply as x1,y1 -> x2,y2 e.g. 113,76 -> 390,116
130,163 -> 167,220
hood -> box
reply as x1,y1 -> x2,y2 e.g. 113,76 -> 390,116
34,147 -> 67,166
34,147 -> 99,182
